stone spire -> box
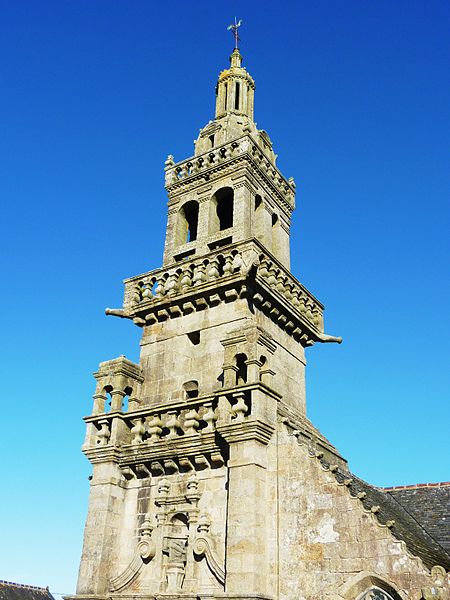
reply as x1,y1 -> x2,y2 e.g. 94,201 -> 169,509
215,48 -> 255,120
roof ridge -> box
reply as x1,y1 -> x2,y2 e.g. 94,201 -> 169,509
382,481 -> 450,491
0,581 -> 49,592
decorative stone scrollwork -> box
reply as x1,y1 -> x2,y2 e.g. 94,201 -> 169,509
137,516 -> 156,560
109,515 -> 156,592
193,513 -> 225,587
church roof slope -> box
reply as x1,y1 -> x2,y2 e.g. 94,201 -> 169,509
313,455 -> 450,571
0,581 -> 56,600
383,482 -> 450,555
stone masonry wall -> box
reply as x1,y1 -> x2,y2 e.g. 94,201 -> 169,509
277,425 -> 443,600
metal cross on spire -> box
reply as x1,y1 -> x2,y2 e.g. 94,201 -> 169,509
227,17 -> 243,49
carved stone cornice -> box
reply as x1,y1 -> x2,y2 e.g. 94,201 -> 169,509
105,239 -> 341,347
217,419 -> 275,446
83,445 -> 122,465
165,134 -> 295,213
94,356 -> 144,384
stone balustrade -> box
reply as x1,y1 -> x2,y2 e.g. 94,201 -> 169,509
256,255 -> 324,332
123,243 -> 246,310
164,135 -> 295,200
84,388 -> 257,451
121,239 -> 323,334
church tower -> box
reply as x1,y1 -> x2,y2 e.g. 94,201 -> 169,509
73,36 -> 449,600
75,42 -> 340,598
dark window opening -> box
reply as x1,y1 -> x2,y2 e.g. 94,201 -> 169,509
215,187 -> 234,231
272,213 -> 279,227
178,201 -> 199,245
209,134 -> 215,148
235,353 -> 248,385
208,236 -> 232,251
187,330 -> 200,345
255,194 -> 262,210
174,248 -> 196,262
183,380 -> 199,399
224,83 -> 228,110
235,82 -> 240,110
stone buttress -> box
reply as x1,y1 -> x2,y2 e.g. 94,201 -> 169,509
72,46 -> 450,600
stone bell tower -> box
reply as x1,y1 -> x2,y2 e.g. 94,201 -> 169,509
74,45 -> 343,600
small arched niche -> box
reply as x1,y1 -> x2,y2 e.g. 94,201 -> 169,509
176,200 -> 199,246
210,187 -> 234,234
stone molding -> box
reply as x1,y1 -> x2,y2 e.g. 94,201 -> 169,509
105,239 -> 341,347
164,134 -> 295,213
83,382 -> 280,472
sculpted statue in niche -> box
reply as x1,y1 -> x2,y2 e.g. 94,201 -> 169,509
162,513 -> 189,592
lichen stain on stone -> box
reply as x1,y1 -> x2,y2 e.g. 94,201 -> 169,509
302,543 -> 324,561
393,555 -> 409,572
307,514 -> 339,543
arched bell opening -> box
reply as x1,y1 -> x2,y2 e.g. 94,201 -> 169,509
176,200 -> 199,246
210,187 -> 234,234
235,353 -> 248,385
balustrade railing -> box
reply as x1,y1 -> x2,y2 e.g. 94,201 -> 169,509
256,256 -> 324,331
123,243 -> 245,310
164,135 -> 294,198
122,239 -> 323,332
87,390 -> 253,449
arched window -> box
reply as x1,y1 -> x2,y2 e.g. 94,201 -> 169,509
343,574 -> 402,600
235,82 -> 240,110
210,187 -> 234,233
271,212 -> 282,256
356,588 -> 397,600
235,353 -> 248,385
177,201 -> 199,245
254,194 -> 264,242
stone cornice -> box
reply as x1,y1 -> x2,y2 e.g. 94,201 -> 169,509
105,239 -> 339,347
217,419 -> 275,446
165,134 -> 295,214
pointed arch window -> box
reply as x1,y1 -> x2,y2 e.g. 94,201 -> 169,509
356,588 -> 397,600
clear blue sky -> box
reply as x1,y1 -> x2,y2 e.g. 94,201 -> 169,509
1,0 -> 449,596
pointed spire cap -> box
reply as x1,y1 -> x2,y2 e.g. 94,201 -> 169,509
230,48 -> 242,68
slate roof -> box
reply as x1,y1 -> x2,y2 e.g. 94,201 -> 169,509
384,482 -> 450,555
313,451 -> 450,571
0,582 -> 55,600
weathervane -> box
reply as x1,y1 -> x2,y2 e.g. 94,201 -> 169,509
227,17 -> 242,49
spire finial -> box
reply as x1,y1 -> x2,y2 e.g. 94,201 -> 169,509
227,17 -> 242,49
